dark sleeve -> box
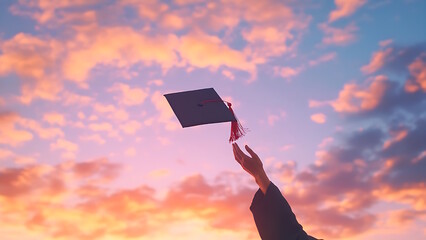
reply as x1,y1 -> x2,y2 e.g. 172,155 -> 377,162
250,182 -> 314,240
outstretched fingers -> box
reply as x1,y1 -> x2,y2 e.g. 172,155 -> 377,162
232,144 -> 243,164
234,143 -> 249,160
245,145 -> 258,159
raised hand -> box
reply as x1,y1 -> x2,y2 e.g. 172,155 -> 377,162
232,143 -> 270,194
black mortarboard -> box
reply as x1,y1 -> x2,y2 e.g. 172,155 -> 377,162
164,88 -> 246,142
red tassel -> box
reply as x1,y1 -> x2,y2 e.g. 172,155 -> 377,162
227,102 -> 246,143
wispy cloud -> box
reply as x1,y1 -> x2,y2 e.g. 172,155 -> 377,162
329,0 -> 367,22
320,22 -> 358,46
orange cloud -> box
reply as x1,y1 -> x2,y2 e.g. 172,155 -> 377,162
147,79 -> 164,86
383,129 -> 408,149
361,47 -> 393,74
243,26 -> 292,63
119,120 -> 142,135
329,0 -> 367,22
18,117 -> 64,139
50,138 -> 79,158
0,148 -> 14,160
61,91 -> 93,106
179,31 -> 256,76
88,122 -> 113,132
0,151 -> 31,166
311,113 -> 327,124
3,0 -> 311,96
161,13 -> 185,30
0,112 -> 33,146
0,33 -> 63,103
108,83 -> 149,106
374,184 -> 426,211
10,0 -> 99,24
0,158 -> 259,239
320,23 -> 358,46
331,75 -> 388,113
63,26 -> 179,83
151,91 -> 180,131
121,0 -> 169,21
149,169 -> 171,179
405,56 -> 426,92
43,112 -> 65,126
92,103 -> 129,122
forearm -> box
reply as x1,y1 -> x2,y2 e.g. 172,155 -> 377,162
255,169 -> 270,194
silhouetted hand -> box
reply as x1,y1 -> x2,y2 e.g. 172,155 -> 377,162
233,143 -> 270,194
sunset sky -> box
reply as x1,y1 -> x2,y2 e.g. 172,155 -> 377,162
1,0 -> 425,239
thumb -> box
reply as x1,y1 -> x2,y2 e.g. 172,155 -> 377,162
245,145 -> 258,158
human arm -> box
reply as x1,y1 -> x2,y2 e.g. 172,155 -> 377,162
232,143 -> 316,240
232,143 -> 270,194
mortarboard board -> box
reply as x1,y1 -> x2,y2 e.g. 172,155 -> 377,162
164,88 -> 246,142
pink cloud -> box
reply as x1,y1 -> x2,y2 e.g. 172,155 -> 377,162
0,148 -> 14,160
279,144 -> 295,152
179,31 -> 256,77
10,0 -> 99,24
161,13 -> 185,29
221,69 -> 235,80
242,26 -> 293,63
405,55 -> 426,92
43,112 -> 65,126
0,112 -> 33,146
2,0 -> 312,95
309,99 -> 332,108
266,111 -> 286,126
379,39 -> 393,47
147,79 -> 164,86
80,134 -> 106,145
318,137 -> 334,149
61,91 -> 93,106
50,138 -> 79,158
311,113 -> 327,124
92,103 -> 129,122
0,33 -> 63,103
331,75 -> 388,113
18,117 -> 64,139
119,120 -> 142,135
309,52 -> 337,66
63,26 -> 179,83
121,0 -> 169,21
108,83 -> 149,106
148,169 -> 171,179
383,129 -> 408,149
329,0 -> 367,22
274,66 -> 302,79
320,23 -> 358,46
1,160 -> 257,239
361,47 -> 393,74
150,91 -> 180,131
88,122 -> 113,132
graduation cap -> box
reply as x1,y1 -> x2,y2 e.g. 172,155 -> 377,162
164,88 -> 246,143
